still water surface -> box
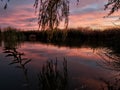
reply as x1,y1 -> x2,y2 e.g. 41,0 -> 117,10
0,41 -> 119,90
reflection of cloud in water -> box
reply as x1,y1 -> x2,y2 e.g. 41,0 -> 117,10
66,48 -> 100,60
0,42 -> 119,90
18,43 -> 115,79
19,43 -> 69,58
19,43 -> 101,60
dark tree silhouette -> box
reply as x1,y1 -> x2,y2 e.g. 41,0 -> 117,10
1,0 -> 120,30
34,0 -> 69,30
105,0 -> 120,16
0,0 -> 10,9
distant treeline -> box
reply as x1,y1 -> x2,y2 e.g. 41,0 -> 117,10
0,27 -> 120,49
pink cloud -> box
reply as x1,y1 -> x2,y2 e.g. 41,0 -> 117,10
0,0 -> 120,30
0,3 -> 38,30
68,10 -> 120,29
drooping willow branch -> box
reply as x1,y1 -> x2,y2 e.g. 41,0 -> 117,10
0,0 -> 10,9
34,0 -> 69,30
105,0 -> 120,16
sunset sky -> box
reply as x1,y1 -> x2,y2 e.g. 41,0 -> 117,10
0,0 -> 120,30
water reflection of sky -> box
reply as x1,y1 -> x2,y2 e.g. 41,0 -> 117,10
18,43 -> 115,77
0,42 -> 118,90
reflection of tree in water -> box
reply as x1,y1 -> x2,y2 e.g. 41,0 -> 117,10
3,48 -> 31,89
97,48 -> 120,90
4,46 -> 118,90
3,38 -> 120,90
38,59 -> 68,90
3,47 -> 69,90
97,48 -> 120,71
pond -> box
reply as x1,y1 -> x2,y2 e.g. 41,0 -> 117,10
0,40 -> 120,90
